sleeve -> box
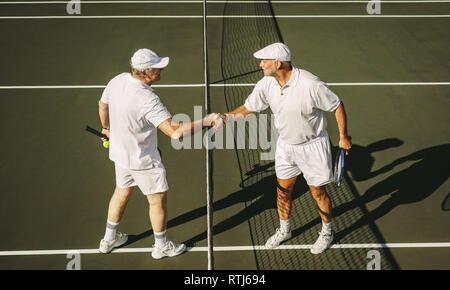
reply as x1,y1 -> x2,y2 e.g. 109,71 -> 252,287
313,81 -> 341,112
243,80 -> 269,113
142,97 -> 172,128
100,82 -> 110,104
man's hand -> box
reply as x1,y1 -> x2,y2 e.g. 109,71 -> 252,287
205,113 -> 227,129
101,128 -> 110,142
159,114 -> 227,140
339,135 -> 352,155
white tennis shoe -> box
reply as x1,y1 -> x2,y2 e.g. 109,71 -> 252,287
310,231 -> 334,254
265,228 -> 292,249
151,241 -> 187,259
99,232 -> 128,254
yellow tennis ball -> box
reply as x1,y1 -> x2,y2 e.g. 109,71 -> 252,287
103,141 -> 109,148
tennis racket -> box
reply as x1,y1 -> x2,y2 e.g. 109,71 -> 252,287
85,125 -> 109,148
334,148 -> 345,186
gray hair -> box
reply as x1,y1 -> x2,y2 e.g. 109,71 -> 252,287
130,65 -> 161,78
279,60 -> 292,70
130,65 -> 149,78
269,59 -> 292,70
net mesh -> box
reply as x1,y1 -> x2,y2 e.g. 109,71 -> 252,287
218,0 -> 400,270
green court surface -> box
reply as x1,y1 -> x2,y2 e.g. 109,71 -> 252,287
0,0 -> 449,270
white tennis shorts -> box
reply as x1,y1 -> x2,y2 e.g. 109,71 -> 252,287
115,162 -> 169,195
275,131 -> 334,187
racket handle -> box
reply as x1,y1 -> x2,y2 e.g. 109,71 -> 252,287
85,125 -> 109,140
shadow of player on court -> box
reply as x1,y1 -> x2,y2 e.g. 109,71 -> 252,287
442,193 -> 450,211
344,138 -> 404,182
334,142 -> 450,243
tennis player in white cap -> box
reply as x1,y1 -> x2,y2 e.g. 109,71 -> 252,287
219,43 -> 352,254
97,48 -> 223,259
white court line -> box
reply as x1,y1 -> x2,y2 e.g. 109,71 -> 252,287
1,15 -> 450,19
327,82 -> 450,86
0,84 -> 203,89
214,82 -> 450,86
1,243 -> 450,256
0,1 -> 204,3
0,82 -> 449,89
0,15 -> 202,19
1,1 -> 450,4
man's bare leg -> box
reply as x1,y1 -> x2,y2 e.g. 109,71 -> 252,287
277,176 -> 297,221
99,186 -> 134,253
309,185 -> 332,224
147,192 -> 186,259
309,185 -> 334,254
265,176 -> 297,249
146,192 -> 168,233
107,186 -> 134,223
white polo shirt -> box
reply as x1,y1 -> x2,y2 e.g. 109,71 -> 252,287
100,73 -> 172,170
244,67 -> 341,145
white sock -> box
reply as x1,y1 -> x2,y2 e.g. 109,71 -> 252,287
322,221 -> 332,235
280,219 -> 291,233
154,230 -> 167,248
104,220 -> 119,242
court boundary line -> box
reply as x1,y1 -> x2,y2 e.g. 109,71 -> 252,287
1,15 -> 450,19
1,242 -> 449,256
1,82 -> 449,89
0,0 -> 450,5
1,1 -> 450,4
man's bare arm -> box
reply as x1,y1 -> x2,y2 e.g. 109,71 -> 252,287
158,114 -> 224,140
225,105 -> 254,122
98,100 -> 110,139
334,102 -> 352,153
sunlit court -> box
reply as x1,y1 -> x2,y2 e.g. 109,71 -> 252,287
0,0 -> 449,272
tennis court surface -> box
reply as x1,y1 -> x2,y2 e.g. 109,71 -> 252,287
0,0 -> 449,271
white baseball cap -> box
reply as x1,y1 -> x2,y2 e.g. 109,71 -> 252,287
253,42 -> 291,61
130,48 -> 169,70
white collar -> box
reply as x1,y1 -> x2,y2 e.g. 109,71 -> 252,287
127,73 -> 154,91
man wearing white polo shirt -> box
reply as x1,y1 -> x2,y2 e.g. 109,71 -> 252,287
222,43 -> 352,254
97,48 -> 222,259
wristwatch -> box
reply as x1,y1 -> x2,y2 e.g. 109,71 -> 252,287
102,127 -> 110,131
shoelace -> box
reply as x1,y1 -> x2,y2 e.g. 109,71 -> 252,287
273,228 -> 289,239
318,231 -> 333,237
314,232 -> 332,245
161,241 -> 175,252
